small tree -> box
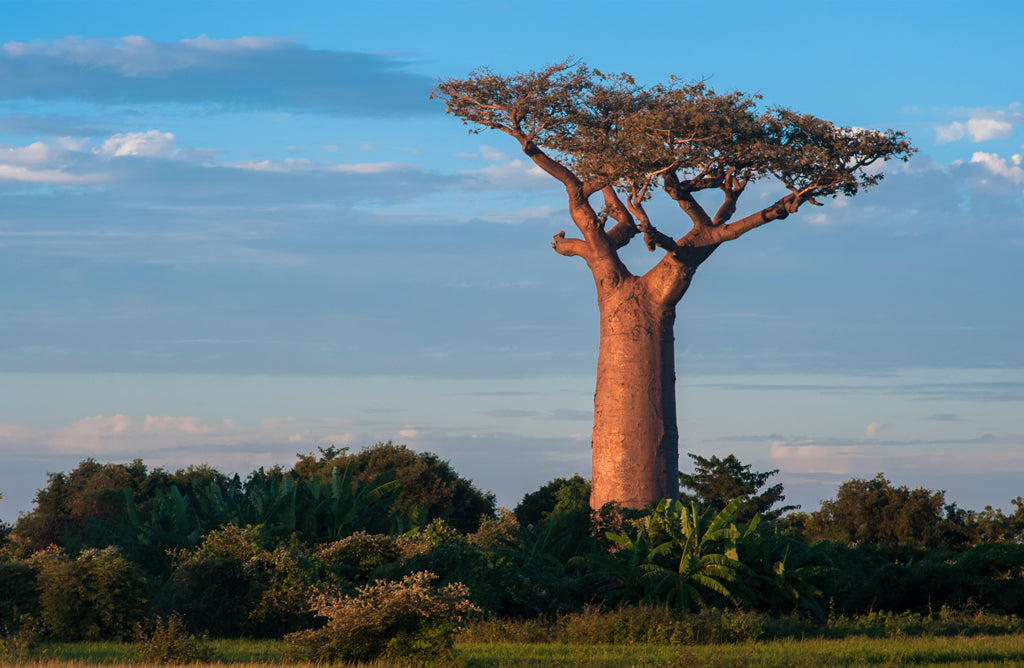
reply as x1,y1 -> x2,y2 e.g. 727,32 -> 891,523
679,453 -> 797,523
436,62 -> 913,509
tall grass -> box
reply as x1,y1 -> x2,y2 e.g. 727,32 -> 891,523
6,635 -> 1024,667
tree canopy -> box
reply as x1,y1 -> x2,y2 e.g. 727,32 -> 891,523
294,442 -> 496,533
678,453 -> 797,523
435,61 -> 914,274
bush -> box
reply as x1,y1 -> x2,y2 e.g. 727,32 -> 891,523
0,616 -> 43,662
134,614 -> 214,664
162,524 -> 314,638
285,571 -> 478,664
0,561 -> 39,631
32,545 -> 146,640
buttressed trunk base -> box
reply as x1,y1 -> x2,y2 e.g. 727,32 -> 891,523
590,280 -> 679,510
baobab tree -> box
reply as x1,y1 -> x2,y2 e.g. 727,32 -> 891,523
434,62 -> 913,510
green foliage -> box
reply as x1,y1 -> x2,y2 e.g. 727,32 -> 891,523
15,458 -> 150,553
805,473 -> 949,549
294,442 -> 496,533
133,614 -> 214,664
31,545 -> 146,641
314,531 -> 421,583
161,524 -> 315,638
285,570 -> 478,664
514,474 -> 590,527
0,615 -> 43,662
741,535 -> 827,619
0,560 -> 39,631
606,499 -> 745,611
679,454 -> 797,523
604,499 -> 826,618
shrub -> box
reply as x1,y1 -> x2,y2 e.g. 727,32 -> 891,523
134,614 -> 214,664
31,545 -> 146,640
0,616 -> 43,661
0,561 -> 39,630
285,571 -> 478,664
162,524 -> 315,638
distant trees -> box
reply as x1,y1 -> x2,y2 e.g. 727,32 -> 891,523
12,443 -> 496,561
679,454 -> 797,523
800,473 -> 948,549
293,442 -> 496,533
5,448 -> 1024,650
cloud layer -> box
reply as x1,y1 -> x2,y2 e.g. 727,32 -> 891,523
0,36 -> 437,117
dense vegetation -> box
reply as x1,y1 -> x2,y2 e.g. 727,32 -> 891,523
2,443 -> 1024,664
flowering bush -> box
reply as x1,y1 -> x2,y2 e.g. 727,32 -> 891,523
285,571 -> 478,664
133,614 -> 213,664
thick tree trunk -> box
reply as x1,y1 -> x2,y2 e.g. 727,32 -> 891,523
590,277 -> 679,510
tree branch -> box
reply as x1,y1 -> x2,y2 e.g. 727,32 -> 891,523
711,172 -> 748,225
518,138 -> 588,206
551,230 -> 590,258
710,193 -> 800,243
601,186 -> 639,249
662,171 -> 714,228
625,191 -> 683,256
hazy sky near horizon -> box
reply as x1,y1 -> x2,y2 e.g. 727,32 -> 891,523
1,0 -> 1023,522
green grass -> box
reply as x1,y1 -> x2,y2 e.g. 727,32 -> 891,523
461,635 -> 1024,667
5,634 -> 1024,667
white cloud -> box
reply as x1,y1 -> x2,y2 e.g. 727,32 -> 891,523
865,422 -> 885,438
0,412 -> 373,459
769,439 -> 861,474
1,141 -> 60,165
456,145 -> 509,162
936,107 -> 1023,144
228,158 -> 314,172
970,151 -> 1024,186
966,118 -> 1015,141
97,130 -> 177,158
142,415 -> 216,434
178,34 -> 287,54
223,158 -> 417,174
331,161 -> 417,174
935,122 -> 966,144
480,204 -> 559,225
462,159 -> 551,190
0,164 -> 103,184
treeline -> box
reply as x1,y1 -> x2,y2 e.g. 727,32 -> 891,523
2,445 -> 1024,662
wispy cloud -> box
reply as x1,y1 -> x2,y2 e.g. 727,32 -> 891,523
0,413 -> 389,458
0,36 -> 436,117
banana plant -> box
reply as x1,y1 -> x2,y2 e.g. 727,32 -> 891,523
606,498 -> 746,610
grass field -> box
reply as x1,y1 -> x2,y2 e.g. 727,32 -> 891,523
5,635 -> 1024,667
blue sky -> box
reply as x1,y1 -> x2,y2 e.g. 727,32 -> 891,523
1,0 -> 1023,522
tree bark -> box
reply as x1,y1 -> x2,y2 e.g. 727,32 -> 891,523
590,275 -> 680,509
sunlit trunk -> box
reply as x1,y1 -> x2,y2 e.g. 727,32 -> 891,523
590,277 -> 679,509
